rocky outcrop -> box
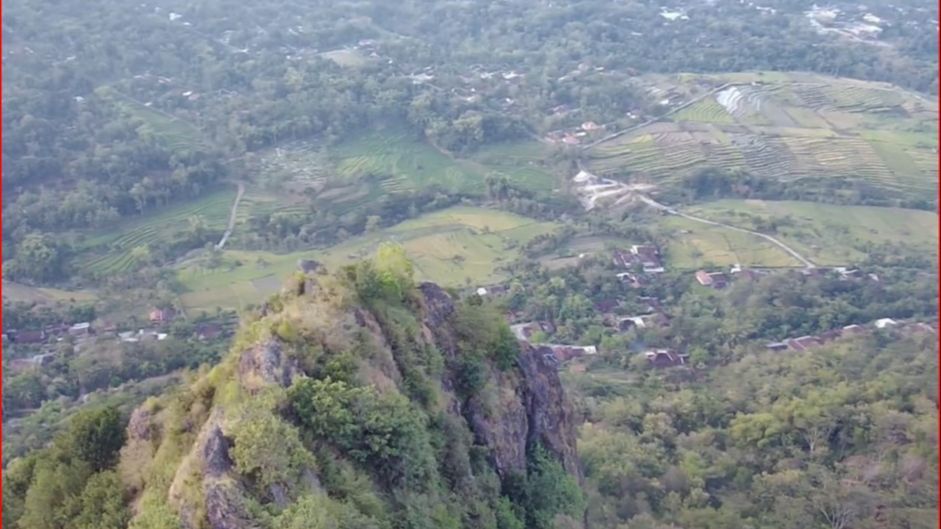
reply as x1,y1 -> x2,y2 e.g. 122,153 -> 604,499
417,282 -> 582,481
518,343 -> 581,478
203,426 -> 233,478
127,406 -> 154,441
238,338 -> 299,391
205,482 -> 261,529
125,275 -> 582,529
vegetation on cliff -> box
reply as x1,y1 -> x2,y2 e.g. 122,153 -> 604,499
3,247 -> 584,529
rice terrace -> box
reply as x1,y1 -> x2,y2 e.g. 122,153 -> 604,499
587,72 -> 938,205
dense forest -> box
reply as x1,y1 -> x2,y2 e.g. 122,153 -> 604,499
574,332 -> 938,529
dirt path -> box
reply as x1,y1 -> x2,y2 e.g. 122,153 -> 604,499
636,195 -> 816,268
216,182 -> 245,250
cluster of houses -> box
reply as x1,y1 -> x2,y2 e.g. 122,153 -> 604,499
4,307 -> 180,346
695,264 -> 880,289
544,121 -> 607,146
765,318 -> 936,352
509,321 -> 598,366
5,307 -> 231,375
613,245 -> 665,288
644,349 -> 689,368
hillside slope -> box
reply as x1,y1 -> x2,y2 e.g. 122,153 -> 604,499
116,251 -> 584,529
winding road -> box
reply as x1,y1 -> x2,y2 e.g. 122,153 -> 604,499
215,182 -> 245,250
636,195 -> 816,268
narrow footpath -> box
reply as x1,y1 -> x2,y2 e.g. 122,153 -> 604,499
216,182 -> 245,250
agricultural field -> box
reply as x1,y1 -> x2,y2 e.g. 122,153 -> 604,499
589,72 -> 938,204
176,206 -> 559,313
678,199 -> 938,266
657,215 -> 803,269
331,125 -> 488,195
99,87 -> 208,152
74,188 -> 236,276
672,97 -> 735,124
467,140 -> 560,195
537,235 -> 636,270
1,281 -> 97,304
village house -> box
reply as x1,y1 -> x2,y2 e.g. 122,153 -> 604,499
475,284 -> 509,297
196,323 -> 224,341
616,272 -> 645,288
874,318 -> 898,329
510,321 -> 555,341
613,245 -> 664,274
68,322 -> 92,337
150,307 -> 177,324
580,121 -> 604,132
786,335 -> 823,351
10,329 -> 46,344
730,264 -> 765,281
617,313 -> 670,332
841,324 -> 867,336
547,344 -> 598,363
695,270 -> 728,289
644,349 -> 688,368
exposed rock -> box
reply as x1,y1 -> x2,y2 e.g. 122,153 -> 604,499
127,406 -> 154,441
203,426 -> 233,478
238,338 -> 300,391
297,259 -> 322,274
123,277 -> 582,529
517,343 -> 582,479
205,481 -> 261,529
269,483 -> 289,507
418,282 -> 455,328
466,377 -> 529,477
418,281 -> 580,481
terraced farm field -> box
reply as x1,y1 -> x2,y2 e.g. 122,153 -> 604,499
177,206 -> 559,313
332,126 -> 488,195
588,73 -> 938,204
468,140 -> 560,195
100,88 -> 207,152
75,189 -> 235,276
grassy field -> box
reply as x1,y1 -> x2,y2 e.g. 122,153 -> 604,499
74,188 -> 236,276
468,140 -> 560,195
588,72 -> 938,202
2,281 -> 97,304
176,206 -> 559,313
658,215 -> 803,269
679,200 -> 939,266
332,126 -> 488,195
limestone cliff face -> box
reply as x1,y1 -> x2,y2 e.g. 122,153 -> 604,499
417,282 -> 581,480
120,273 -> 582,529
